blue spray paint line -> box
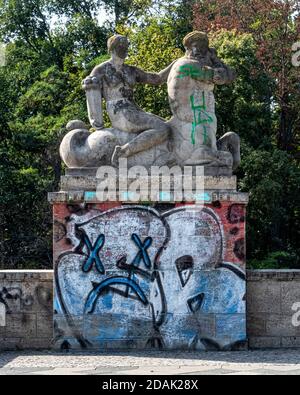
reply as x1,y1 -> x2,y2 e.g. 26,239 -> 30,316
82,234 -> 105,274
85,192 -> 96,201
195,192 -> 212,202
215,315 -> 246,340
84,277 -> 148,314
102,294 -> 113,310
54,297 -> 63,315
125,234 -> 153,297
160,191 -> 172,201
131,234 -> 153,269
190,93 -> 213,145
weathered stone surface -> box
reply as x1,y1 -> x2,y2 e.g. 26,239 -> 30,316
60,127 -> 118,168
247,314 -> 266,337
247,270 -> 300,281
281,282 -> 300,314
48,179 -> 249,206
281,337 -> 300,348
52,201 -> 247,351
5,314 -> 36,337
247,270 -> 300,349
247,281 -> 281,314
0,271 -> 53,351
215,314 -> 246,342
249,336 -> 282,350
167,32 -> 238,169
217,133 -> 241,171
265,315 -> 300,337
37,314 -> 53,338
2,269 -> 300,350
58,174 -> 238,193
59,32 -> 240,173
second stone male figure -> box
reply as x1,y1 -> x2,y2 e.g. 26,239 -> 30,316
83,34 -> 174,166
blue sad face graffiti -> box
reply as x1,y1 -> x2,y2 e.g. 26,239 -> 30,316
55,206 -> 246,350
55,207 -> 168,347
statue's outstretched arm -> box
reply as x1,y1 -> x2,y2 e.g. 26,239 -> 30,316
210,48 -> 236,85
135,61 -> 176,85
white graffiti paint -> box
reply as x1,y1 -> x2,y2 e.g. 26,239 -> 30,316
292,303 -> 300,328
54,206 -> 246,351
292,42 -> 300,67
0,303 -> 6,327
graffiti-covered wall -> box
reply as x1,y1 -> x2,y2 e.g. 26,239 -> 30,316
0,271 -> 53,350
53,202 -> 247,351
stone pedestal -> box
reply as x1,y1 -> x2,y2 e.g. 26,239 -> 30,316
49,175 -> 248,351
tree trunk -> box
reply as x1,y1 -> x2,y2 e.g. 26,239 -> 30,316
278,94 -> 293,151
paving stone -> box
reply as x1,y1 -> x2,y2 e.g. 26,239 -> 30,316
0,350 -> 300,375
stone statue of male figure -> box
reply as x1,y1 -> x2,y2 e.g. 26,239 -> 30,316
60,31 -> 240,172
83,35 -> 174,166
168,31 -> 240,169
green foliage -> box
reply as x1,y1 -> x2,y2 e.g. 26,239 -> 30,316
0,2 -> 299,269
193,0 -> 300,153
0,1 -> 114,269
249,251 -> 300,270
210,31 -> 300,266
211,31 -> 274,147
239,147 -> 300,261
124,19 -> 183,119
0,159 -> 54,268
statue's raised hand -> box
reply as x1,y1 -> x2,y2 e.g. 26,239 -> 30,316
213,68 -> 230,85
82,76 -> 100,91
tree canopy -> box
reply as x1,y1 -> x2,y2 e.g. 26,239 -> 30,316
0,0 -> 299,269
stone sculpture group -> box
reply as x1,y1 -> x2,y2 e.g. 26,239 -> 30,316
51,31 -> 249,351
60,31 -> 241,175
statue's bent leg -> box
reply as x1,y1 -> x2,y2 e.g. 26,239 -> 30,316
111,110 -> 170,165
217,132 -> 241,170
206,120 -> 218,151
121,126 -> 170,157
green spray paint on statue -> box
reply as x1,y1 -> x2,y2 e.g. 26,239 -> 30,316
190,93 -> 213,145
177,64 -> 214,81
177,64 -> 214,145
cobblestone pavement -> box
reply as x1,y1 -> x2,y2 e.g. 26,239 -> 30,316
0,350 -> 300,375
